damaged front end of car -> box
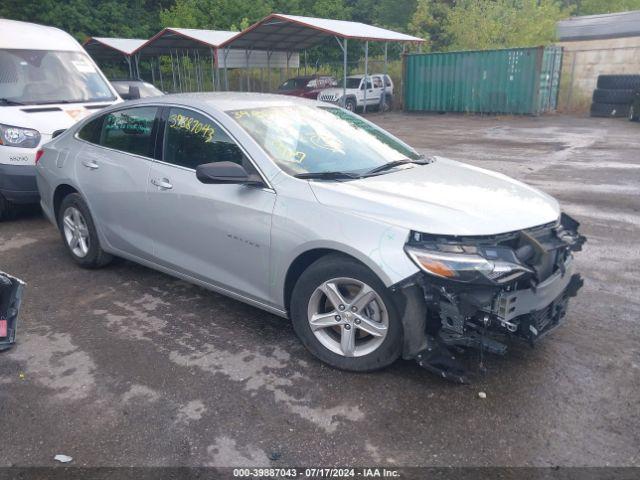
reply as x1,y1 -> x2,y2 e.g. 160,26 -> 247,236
0,271 -> 25,351
393,213 -> 586,383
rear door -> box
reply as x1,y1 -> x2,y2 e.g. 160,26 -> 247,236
75,106 -> 158,258
146,106 -> 276,303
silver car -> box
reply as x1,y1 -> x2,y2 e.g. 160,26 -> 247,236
36,93 -> 585,382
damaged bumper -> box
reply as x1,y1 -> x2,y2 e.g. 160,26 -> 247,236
393,214 -> 586,383
0,271 -> 25,351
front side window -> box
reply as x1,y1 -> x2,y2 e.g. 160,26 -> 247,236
100,107 -> 157,157
228,105 -> 421,176
163,107 -> 245,170
0,49 -> 115,105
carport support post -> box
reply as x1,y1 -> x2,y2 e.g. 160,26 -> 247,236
126,57 -> 133,79
158,56 -> 164,92
210,48 -> 216,91
335,36 -> 348,108
134,54 -> 140,79
382,42 -> 388,110
245,49 -> 252,92
363,41 -> 369,113
267,51 -> 272,92
223,47 -> 230,91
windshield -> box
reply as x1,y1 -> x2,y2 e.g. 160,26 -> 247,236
228,106 -> 421,176
337,78 -> 362,89
0,49 -> 116,105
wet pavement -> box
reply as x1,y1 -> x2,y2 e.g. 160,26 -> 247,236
1,113 -> 638,467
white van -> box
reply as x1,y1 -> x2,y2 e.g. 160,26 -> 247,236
0,19 -> 121,219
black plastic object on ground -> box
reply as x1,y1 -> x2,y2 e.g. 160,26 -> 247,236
0,271 -> 25,351
597,74 -> 640,90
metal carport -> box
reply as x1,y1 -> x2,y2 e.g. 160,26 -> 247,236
83,37 -> 146,78
133,27 -> 299,92
220,13 -> 425,109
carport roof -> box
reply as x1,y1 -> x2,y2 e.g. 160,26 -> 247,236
83,37 -> 146,59
220,13 -> 425,52
134,28 -> 238,55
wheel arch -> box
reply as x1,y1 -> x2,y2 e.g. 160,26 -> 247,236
53,184 -> 80,220
282,246 -> 393,315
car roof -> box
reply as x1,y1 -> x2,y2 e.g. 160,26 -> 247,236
118,92 -> 320,112
0,19 -> 82,51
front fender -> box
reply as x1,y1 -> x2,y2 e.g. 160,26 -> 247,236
269,195 -> 420,307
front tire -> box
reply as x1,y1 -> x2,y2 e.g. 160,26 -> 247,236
290,254 -> 402,372
57,193 -> 112,268
344,98 -> 357,112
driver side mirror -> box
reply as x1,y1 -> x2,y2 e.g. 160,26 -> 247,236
196,161 -> 263,186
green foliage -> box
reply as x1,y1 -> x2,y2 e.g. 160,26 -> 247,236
576,0 -> 640,14
445,0 -> 573,51
1,0 -> 637,54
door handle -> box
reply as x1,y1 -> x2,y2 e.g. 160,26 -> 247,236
82,160 -> 99,170
151,177 -> 173,190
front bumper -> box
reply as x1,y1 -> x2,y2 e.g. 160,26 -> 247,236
0,163 -> 39,204
394,216 -> 586,382
0,271 -> 25,351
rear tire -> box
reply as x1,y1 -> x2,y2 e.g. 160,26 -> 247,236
57,193 -> 112,268
630,105 -> 639,122
290,254 -> 402,372
0,193 -> 16,221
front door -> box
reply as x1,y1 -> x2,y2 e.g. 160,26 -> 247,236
146,107 -> 276,304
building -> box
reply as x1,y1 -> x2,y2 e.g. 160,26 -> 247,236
556,10 -> 640,109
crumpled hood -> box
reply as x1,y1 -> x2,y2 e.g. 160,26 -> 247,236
0,104 -> 108,134
309,157 -> 560,236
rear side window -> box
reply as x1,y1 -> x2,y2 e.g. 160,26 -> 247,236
163,107 -> 245,170
384,75 -> 392,87
99,107 -> 158,157
77,116 -> 103,144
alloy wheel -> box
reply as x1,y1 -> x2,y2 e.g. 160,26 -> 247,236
306,277 -> 389,357
62,206 -> 90,258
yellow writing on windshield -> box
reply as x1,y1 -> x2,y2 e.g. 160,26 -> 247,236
168,114 -> 215,143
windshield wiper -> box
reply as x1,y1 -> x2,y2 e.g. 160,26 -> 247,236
0,98 -> 27,106
294,171 -> 361,180
363,158 -> 431,177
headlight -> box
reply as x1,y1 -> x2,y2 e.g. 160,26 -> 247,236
405,245 -> 532,283
0,123 -> 41,148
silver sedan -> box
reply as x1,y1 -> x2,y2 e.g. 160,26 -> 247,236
36,93 -> 584,381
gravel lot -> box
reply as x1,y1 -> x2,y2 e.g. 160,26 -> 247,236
1,113 -> 638,468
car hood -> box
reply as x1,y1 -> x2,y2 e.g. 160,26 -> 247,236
319,87 -> 356,97
0,103 -> 112,134
308,157 -> 560,236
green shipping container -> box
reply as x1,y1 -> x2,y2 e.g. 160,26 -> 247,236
403,46 -> 563,115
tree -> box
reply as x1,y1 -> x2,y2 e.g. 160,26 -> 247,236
576,0 -> 640,14
445,0 -> 573,51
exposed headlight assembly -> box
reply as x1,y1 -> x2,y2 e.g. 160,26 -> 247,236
405,244 -> 533,284
0,123 -> 41,148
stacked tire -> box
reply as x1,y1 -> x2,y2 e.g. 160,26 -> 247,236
591,74 -> 640,118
